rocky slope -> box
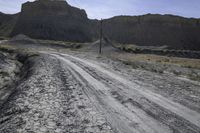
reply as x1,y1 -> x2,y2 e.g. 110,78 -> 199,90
0,48 -> 27,108
103,14 -> 200,50
11,0 -> 95,42
0,12 -> 18,37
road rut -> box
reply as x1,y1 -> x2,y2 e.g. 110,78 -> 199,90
52,53 -> 200,133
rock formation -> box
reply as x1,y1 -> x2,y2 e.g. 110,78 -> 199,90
103,14 -> 200,50
0,0 -> 200,50
11,0 -> 93,42
0,12 -> 18,37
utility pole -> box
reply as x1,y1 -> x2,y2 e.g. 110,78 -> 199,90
99,19 -> 103,54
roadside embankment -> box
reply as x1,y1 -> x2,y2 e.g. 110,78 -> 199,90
0,45 -> 38,107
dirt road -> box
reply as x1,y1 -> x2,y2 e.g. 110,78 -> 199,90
0,51 -> 200,133
52,52 -> 200,133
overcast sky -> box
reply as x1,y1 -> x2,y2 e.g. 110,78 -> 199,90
0,0 -> 199,19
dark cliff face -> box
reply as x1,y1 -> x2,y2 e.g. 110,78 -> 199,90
1,0 -> 200,50
103,14 -> 200,50
0,12 -> 18,37
11,0 -> 93,42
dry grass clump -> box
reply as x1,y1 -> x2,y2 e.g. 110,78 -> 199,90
109,52 -> 200,70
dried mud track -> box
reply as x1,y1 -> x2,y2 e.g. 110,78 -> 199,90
0,54 -> 112,133
52,53 -> 200,133
0,51 -> 200,133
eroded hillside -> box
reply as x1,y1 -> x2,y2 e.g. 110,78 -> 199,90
0,0 -> 200,50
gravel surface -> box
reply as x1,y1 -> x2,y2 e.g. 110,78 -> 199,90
0,50 -> 199,133
0,54 -> 113,133
52,52 -> 200,133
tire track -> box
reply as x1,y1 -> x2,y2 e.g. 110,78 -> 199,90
54,54 -> 173,133
52,53 -> 200,133
61,57 -> 200,133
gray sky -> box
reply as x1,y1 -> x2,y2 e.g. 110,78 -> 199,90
0,0 -> 199,19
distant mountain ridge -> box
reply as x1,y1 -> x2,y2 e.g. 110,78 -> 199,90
0,0 -> 200,50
